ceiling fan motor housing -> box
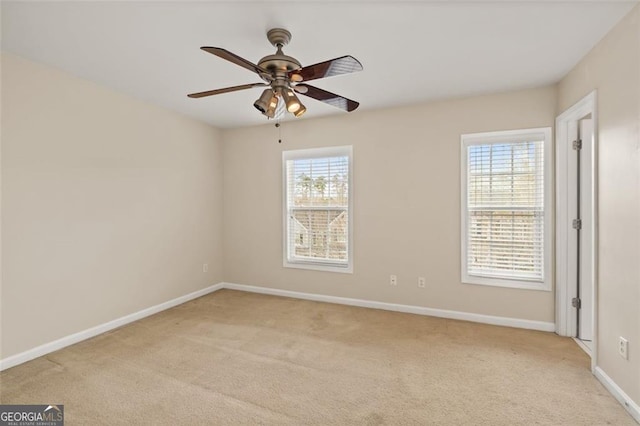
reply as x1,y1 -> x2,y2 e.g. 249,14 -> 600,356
258,51 -> 301,75
258,51 -> 301,70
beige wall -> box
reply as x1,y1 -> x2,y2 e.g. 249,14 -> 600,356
222,86 -> 557,323
1,53 -> 224,358
558,5 -> 640,404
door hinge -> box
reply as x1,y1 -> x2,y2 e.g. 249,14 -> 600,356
573,139 -> 582,150
572,297 -> 581,309
572,219 -> 582,230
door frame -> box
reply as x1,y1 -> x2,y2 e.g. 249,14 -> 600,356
555,90 -> 598,370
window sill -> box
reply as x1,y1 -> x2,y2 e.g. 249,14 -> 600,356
462,274 -> 551,291
284,261 -> 353,274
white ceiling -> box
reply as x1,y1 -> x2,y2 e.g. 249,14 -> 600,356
2,1 -> 637,129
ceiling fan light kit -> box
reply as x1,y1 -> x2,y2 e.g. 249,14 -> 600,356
188,28 -> 362,120
265,93 -> 279,119
280,87 -> 303,113
254,89 -> 275,114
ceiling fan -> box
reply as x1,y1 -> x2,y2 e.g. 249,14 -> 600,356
188,28 -> 363,119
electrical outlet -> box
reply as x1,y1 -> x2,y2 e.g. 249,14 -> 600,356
390,275 -> 397,286
418,277 -> 426,288
203,263 -> 209,273
619,337 -> 629,360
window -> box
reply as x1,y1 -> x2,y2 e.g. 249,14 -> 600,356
461,128 -> 552,290
283,146 -> 353,273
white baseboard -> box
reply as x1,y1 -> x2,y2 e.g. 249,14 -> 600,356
594,366 -> 640,423
222,282 -> 556,332
0,282 -> 225,371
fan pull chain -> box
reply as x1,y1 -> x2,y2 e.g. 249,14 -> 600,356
275,121 -> 282,143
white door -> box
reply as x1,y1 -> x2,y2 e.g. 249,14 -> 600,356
577,118 -> 594,343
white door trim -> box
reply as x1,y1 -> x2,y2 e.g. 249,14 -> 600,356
555,90 -> 598,370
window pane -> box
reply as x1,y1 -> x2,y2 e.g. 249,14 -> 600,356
290,209 -> 348,261
468,142 -> 543,208
291,156 -> 349,207
468,210 -> 543,280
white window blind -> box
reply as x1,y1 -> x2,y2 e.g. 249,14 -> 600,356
283,146 -> 352,272
461,128 -> 552,290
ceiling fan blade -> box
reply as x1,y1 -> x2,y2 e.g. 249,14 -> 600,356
289,56 -> 363,82
297,84 -> 359,112
201,47 -> 269,76
187,83 -> 267,98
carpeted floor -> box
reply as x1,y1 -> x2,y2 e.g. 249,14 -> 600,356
0,289 -> 634,425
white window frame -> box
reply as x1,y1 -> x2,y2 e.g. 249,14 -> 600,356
282,145 -> 353,273
460,128 -> 553,291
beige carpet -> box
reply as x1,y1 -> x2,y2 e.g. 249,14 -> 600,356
0,289 -> 634,425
